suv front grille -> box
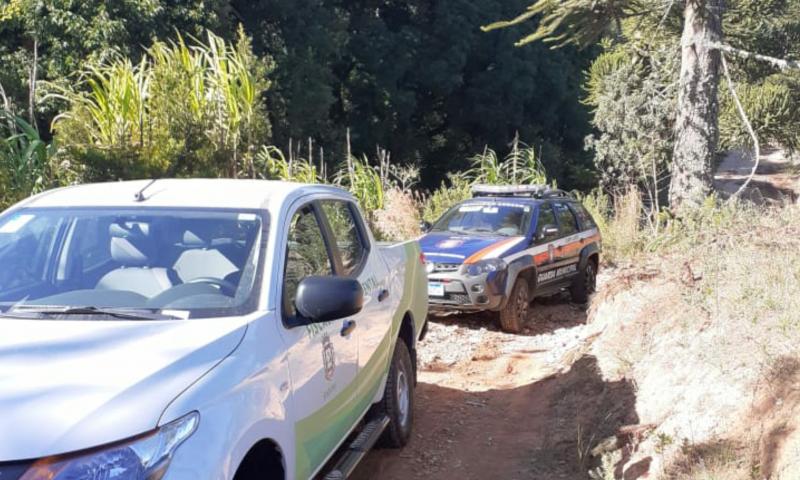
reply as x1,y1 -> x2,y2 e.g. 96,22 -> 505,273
433,263 -> 460,273
430,292 -> 471,305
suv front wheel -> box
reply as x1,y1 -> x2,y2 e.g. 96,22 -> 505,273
499,277 -> 529,333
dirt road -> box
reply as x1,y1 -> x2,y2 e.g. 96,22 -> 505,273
352,286 -> 639,480
713,147 -> 799,203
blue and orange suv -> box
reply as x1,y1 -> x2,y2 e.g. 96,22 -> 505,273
419,185 -> 601,332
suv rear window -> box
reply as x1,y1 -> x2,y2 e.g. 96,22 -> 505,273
570,203 -> 597,230
553,203 -> 579,236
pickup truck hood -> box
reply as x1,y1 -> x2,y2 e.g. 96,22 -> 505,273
419,232 -> 523,262
0,317 -> 248,461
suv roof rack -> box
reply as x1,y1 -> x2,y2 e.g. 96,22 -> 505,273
471,184 -> 573,199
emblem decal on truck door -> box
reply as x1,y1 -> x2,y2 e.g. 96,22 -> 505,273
322,334 -> 336,381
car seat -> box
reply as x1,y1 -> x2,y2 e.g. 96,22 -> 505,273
96,223 -> 176,298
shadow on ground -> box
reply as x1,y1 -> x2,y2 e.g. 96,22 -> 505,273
351,355 -> 639,480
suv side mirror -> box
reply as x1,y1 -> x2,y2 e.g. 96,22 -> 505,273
420,220 -> 432,233
538,224 -> 559,241
295,276 -> 364,324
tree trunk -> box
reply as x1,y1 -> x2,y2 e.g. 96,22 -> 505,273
668,0 -> 723,211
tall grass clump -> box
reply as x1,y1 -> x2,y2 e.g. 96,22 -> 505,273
421,174 -> 473,223
49,28 -> 271,181
254,145 -> 320,183
466,142 -> 549,186
0,110 -> 60,208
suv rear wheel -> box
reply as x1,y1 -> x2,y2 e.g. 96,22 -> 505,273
499,277 -> 529,333
570,259 -> 597,304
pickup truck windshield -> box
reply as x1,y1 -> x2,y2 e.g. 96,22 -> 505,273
432,202 -> 532,236
0,208 -> 266,319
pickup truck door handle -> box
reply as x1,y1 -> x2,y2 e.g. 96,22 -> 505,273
340,319 -> 357,337
378,289 -> 390,302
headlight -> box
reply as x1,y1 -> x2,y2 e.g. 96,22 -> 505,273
465,258 -> 507,276
425,261 -> 435,274
21,412 -> 199,480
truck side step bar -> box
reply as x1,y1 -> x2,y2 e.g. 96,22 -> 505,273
323,415 -> 390,479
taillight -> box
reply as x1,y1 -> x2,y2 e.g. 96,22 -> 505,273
419,252 -> 426,265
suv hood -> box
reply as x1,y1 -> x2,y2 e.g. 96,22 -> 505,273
420,232 -> 524,263
0,317 -> 249,461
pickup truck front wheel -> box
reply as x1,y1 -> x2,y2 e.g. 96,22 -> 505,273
378,340 -> 415,448
499,277 -> 529,334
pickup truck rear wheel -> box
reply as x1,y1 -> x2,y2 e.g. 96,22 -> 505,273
377,340 -> 415,448
499,277 -> 529,334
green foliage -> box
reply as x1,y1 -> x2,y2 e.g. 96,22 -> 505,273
482,0 -> 643,47
254,145 -> 320,184
465,143 -> 550,186
725,0 -> 800,81
0,0 -> 231,119
583,46 -> 630,108
50,29 -> 272,181
334,156 -> 385,214
238,0 -> 595,190
0,110 -> 58,208
720,73 -> 800,152
421,174 -> 474,223
584,41 -> 678,212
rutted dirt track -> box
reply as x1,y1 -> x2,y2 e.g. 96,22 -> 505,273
352,277 -> 639,480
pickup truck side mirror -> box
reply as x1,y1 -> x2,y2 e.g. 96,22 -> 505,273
295,276 -> 364,324
420,220 -> 432,233
537,224 -> 560,241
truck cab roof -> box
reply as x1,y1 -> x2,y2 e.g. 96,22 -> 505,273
15,179 -> 353,212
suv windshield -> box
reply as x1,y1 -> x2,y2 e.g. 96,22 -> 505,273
432,201 -> 533,236
0,208 -> 266,319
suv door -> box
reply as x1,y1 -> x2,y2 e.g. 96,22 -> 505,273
533,203 -> 560,287
279,202 -> 360,479
318,200 -> 393,409
551,201 -> 582,285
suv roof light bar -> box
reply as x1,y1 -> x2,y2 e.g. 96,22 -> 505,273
471,184 -> 573,199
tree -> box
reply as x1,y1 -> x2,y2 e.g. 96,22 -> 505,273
484,0 -> 725,210
235,0 -> 597,190
0,0 -> 233,134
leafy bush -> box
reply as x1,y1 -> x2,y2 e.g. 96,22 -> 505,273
50,28 -> 271,181
0,110 -> 57,208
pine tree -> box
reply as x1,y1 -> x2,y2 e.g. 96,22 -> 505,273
484,0 -> 725,211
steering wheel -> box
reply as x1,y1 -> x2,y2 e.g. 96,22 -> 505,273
187,277 -> 237,296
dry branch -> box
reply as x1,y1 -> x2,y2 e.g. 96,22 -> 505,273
707,41 -> 800,71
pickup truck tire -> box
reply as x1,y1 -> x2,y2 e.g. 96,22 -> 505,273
499,277 -> 529,334
377,340 -> 415,448
570,259 -> 597,304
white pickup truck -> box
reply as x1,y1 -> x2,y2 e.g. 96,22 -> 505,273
0,179 -> 428,480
